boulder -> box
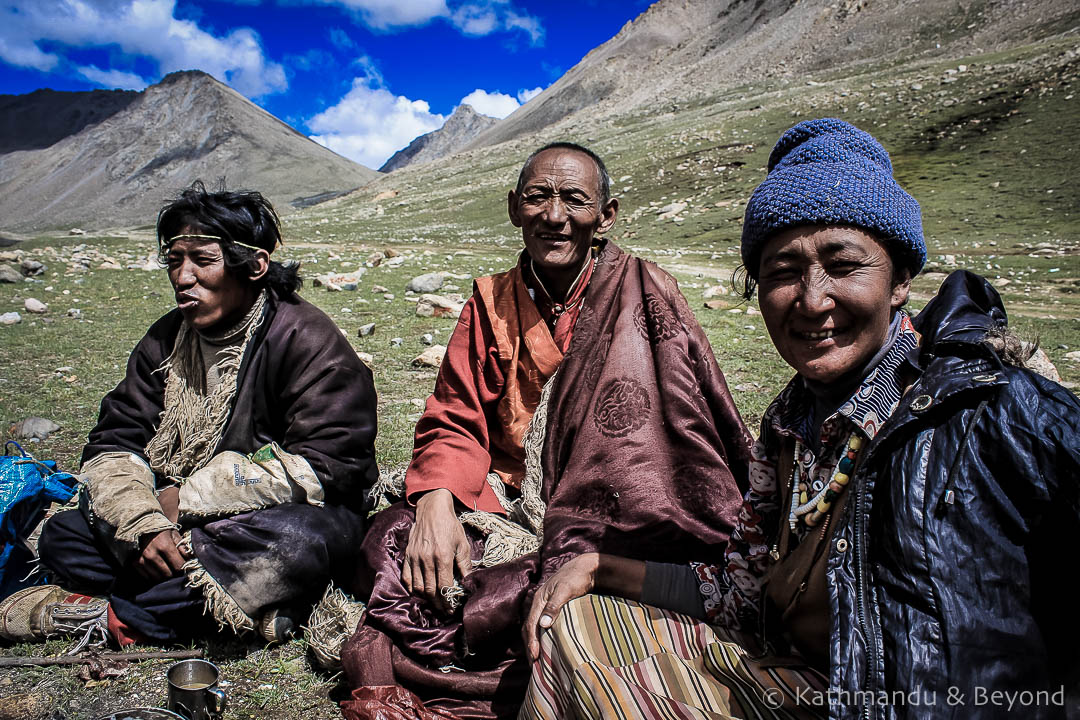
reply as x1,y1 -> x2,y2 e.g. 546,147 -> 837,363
10,417 -> 61,440
407,272 -> 445,294
413,345 -> 447,368
414,293 -> 465,319
0,265 -> 21,283
0,312 -> 21,325
24,298 -> 47,314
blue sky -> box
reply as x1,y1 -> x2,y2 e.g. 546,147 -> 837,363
0,0 -> 652,168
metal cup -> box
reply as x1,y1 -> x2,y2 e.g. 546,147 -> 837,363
167,659 -> 227,720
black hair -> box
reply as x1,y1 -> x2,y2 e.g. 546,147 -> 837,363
515,142 -> 612,206
156,180 -> 302,295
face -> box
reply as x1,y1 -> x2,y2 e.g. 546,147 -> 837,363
756,226 -> 911,384
508,148 -> 617,293
165,233 -> 265,333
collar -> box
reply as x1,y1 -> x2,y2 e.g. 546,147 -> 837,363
767,311 -> 920,443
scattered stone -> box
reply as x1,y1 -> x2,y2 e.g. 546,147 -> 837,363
390,337 -> 403,347
703,299 -> 731,310
315,271 -> 364,290
385,256 -> 405,267
657,202 -> 688,220
357,351 -> 374,366
407,272 -> 445,294
412,345 -> 447,368
992,278 -> 1011,289
10,417 -> 61,441
366,251 -> 385,266
421,333 -> 434,345
1064,351 -> 1080,362
20,259 -> 45,276
384,248 -> 401,258
944,254 -> 957,266
358,323 -> 376,337
340,281 -> 358,291
702,285 -> 727,299
373,189 -> 399,202
98,261 -> 123,270
69,228 -> 86,235
745,306 -> 760,315
383,293 -> 395,300
1023,346 -> 1061,383
415,293 -> 465,319
0,265 -> 21,283
67,308 -> 82,319
0,312 -> 21,325
24,298 -> 47,313
372,285 -> 389,293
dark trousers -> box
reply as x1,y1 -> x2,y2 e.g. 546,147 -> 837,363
38,509 -> 211,642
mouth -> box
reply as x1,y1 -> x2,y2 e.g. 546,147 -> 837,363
793,328 -> 843,341
175,293 -> 199,311
537,233 -> 571,243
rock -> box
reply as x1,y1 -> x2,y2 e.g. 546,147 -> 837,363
67,308 -> 82,319
69,227 -> 86,235
20,259 -> 45,276
357,351 -> 374,366
366,251 -> 385,266
374,189 -> 399,202
390,337 -> 403,347
746,306 -> 760,315
10,417 -> 61,440
702,285 -> 727,299
385,256 -> 405,267
703,299 -> 731,310
412,345 -> 447,368
1064,351 -> 1080,362
421,333 -> 434,345
340,281 -> 358,291
98,261 -> 123,270
0,312 -> 21,325
0,264 -> 21,283
1023,346 -> 1061,383
944,254 -> 956,266
358,323 -> 376,337
384,248 -> 401,258
24,298 -> 47,313
992,278 -> 1011,289
415,293 -> 465,319
0,690 -> 52,720
407,272 -> 445,294
372,285 -> 388,293
383,293 -> 395,300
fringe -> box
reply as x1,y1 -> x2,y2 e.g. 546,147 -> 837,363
181,532 -> 256,634
303,583 -> 366,671
146,291 -> 267,480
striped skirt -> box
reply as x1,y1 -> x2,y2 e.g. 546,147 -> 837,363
519,595 -> 827,720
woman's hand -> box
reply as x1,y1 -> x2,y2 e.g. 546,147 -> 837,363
523,553 -> 600,662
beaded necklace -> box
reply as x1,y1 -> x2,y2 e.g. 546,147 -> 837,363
788,433 -> 864,531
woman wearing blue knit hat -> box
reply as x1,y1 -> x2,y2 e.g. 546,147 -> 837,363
517,119 -> 1079,719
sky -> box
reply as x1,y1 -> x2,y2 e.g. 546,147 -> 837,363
0,0 -> 652,169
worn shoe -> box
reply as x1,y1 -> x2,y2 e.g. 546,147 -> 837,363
0,584 -> 109,650
257,606 -> 299,645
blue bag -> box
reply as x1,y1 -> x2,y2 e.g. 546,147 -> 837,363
0,440 -> 79,598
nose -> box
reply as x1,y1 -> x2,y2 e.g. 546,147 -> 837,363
541,196 -> 568,225
797,268 -> 835,315
171,258 -> 197,289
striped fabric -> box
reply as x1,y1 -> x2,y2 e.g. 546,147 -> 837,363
519,595 -> 826,720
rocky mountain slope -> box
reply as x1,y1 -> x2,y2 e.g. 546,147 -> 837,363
0,71 -> 378,232
0,87 -> 138,154
468,0 -> 1080,148
380,104 -> 497,172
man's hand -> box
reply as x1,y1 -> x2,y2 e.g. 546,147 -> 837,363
135,529 -> 190,582
157,486 -> 180,524
402,488 -> 473,613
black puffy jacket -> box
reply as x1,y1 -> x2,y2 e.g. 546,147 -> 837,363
827,271 -> 1080,719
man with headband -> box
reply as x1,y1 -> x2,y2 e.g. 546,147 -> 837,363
4,182 -> 378,648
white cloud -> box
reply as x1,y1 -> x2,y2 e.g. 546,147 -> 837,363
460,89 -> 519,119
76,65 -> 148,90
308,74 -> 445,169
517,86 -> 543,103
314,0 -> 543,43
0,0 -> 286,97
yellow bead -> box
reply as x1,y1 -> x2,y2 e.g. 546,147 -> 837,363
834,473 -> 849,485
817,499 -> 831,513
849,436 -> 863,451
800,492 -> 808,505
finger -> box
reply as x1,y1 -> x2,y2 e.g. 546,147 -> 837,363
421,555 -> 441,608
401,557 -> 413,593
436,554 -> 458,614
523,586 -> 551,663
163,546 -> 187,575
454,537 -> 473,578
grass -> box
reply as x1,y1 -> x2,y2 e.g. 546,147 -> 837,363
1,35 -> 1078,719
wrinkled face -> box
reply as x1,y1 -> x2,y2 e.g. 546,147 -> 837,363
166,234 -> 257,334
757,226 -> 910,384
508,148 -> 617,291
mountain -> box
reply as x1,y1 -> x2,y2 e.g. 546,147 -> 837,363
0,71 -> 379,232
0,87 -> 138,155
380,104 -> 498,173
467,0 -> 1080,149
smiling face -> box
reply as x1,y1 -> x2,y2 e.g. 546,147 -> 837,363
508,148 -> 617,298
166,233 -> 263,334
757,225 -> 911,384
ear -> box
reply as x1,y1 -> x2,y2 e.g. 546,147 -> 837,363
249,249 -> 270,282
507,190 -> 523,228
890,269 -> 912,309
595,198 -> 619,235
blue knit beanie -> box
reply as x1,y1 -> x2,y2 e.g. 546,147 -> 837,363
741,118 -> 925,279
